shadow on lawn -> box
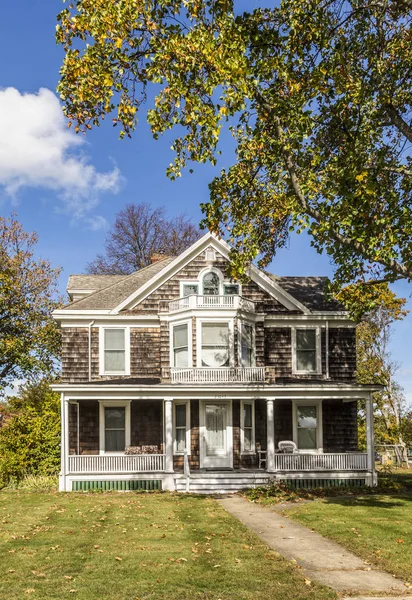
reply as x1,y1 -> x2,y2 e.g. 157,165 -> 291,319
320,492 -> 412,509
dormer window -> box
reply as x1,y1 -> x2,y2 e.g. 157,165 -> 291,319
223,283 -> 239,296
203,272 -> 220,296
182,283 -> 199,296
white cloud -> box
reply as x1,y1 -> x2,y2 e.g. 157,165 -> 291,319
84,215 -> 109,231
0,87 -> 122,217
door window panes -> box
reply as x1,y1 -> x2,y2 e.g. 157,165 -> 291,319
297,405 -> 317,450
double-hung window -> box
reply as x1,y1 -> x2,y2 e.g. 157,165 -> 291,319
100,328 -> 129,375
240,323 -> 254,367
241,400 -> 255,453
201,322 -> 230,367
174,402 -> 190,454
292,328 -> 321,374
99,401 -> 131,454
172,323 -> 190,367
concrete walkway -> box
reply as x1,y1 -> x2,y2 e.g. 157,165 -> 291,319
218,496 -> 410,597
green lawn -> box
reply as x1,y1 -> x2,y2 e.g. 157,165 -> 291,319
286,492 -> 412,583
0,490 -> 336,600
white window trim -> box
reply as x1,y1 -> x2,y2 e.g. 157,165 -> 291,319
179,280 -> 200,297
173,400 -> 191,455
238,320 -> 256,367
169,319 -> 193,368
199,266 -> 224,295
240,400 -> 255,454
99,400 -> 131,455
223,282 -> 242,296
292,399 -> 323,453
196,317 -> 235,368
99,326 -> 130,376
291,326 -> 321,375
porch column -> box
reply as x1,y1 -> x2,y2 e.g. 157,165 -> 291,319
365,394 -> 375,478
164,398 -> 174,473
266,399 -> 275,472
59,394 -> 69,492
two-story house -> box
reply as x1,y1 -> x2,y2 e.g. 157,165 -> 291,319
53,233 -> 378,493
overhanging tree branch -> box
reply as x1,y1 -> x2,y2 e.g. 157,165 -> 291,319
255,94 -> 412,280
385,104 -> 412,143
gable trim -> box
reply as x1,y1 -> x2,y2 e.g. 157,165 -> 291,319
111,232 -> 310,315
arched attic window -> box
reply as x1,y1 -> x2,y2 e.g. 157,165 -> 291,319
202,271 -> 220,295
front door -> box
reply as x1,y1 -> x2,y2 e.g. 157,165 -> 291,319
200,401 -> 232,468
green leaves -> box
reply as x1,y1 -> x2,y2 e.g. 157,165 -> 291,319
57,0 -> 412,297
0,216 -> 62,392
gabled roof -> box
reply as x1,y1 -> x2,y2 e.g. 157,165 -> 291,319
60,257 -> 175,311
269,276 -> 344,312
57,232 -> 345,315
112,232 -> 310,314
67,274 -> 125,291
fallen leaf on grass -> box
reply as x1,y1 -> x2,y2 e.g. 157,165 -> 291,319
304,579 -> 311,586
25,590 -> 35,595
213,565 -> 221,568
397,539 -> 404,544
115,556 -> 123,561
64,576 -> 73,580
8,569 -> 16,573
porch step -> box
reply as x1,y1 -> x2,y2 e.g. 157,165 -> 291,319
174,472 -> 269,494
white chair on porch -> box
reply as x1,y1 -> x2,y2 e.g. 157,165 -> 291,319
278,440 -> 297,453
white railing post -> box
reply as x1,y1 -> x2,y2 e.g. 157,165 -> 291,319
266,399 -> 275,472
164,398 -> 174,474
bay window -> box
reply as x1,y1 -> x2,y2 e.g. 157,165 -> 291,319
240,323 -> 254,367
200,322 -> 230,367
171,322 -> 190,367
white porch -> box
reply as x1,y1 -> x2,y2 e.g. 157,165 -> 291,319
57,387 -> 377,492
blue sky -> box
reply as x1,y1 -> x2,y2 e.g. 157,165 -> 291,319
0,1 -> 411,403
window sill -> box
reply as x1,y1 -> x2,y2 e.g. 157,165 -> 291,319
99,372 -> 129,377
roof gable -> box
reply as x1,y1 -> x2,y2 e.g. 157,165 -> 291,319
112,232 -> 310,314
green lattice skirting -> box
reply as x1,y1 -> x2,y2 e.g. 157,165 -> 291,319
71,479 -> 162,491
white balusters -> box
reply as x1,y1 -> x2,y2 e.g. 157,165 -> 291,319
273,453 -> 368,471
170,367 -> 266,383
68,454 -> 166,474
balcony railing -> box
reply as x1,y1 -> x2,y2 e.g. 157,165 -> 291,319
273,452 -> 368,471
170,367 -> 266,384
168,294 -> 255,313
68,454 -> 166,474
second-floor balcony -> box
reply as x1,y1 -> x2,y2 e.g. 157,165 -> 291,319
167,294 -> 255,314
169,367 -> 267,384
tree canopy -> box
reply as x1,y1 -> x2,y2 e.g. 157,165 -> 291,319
0,216 -> 61,393
57,0 -> 412,291
86,202 -> 202,274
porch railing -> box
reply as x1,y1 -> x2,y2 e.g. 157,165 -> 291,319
168,295 -> 255,313
170,367 -> 266,384
68,454 -> 166,474
273,452 -> 368,471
